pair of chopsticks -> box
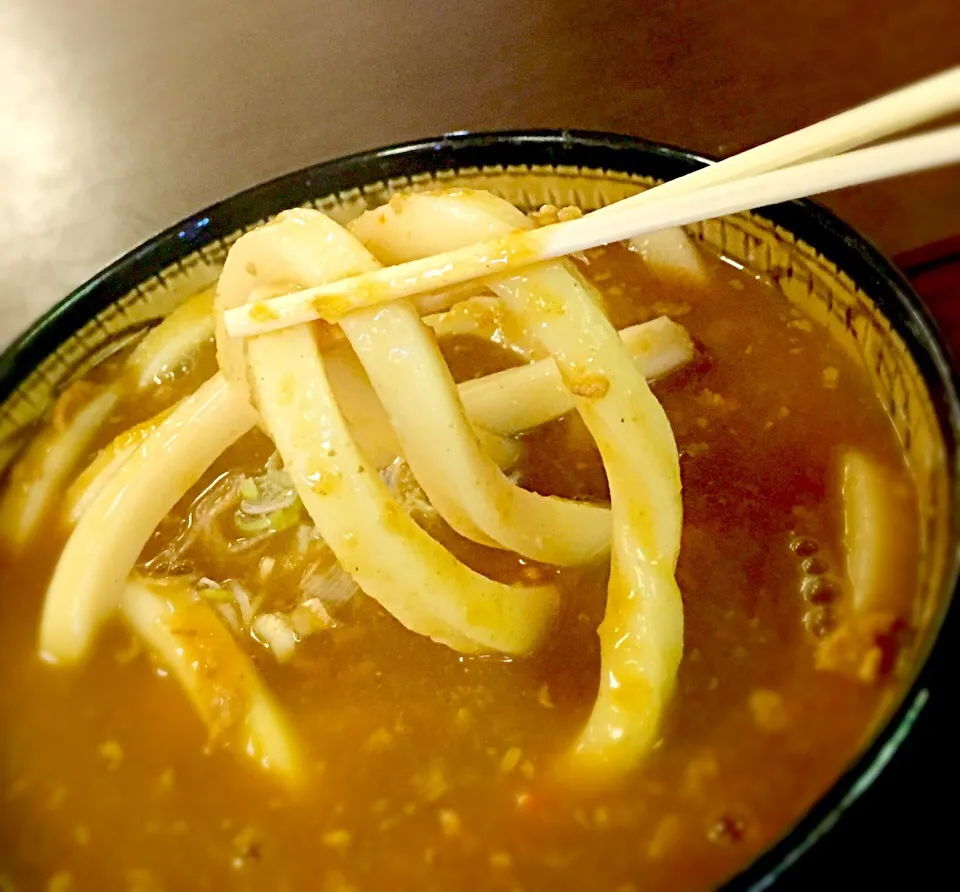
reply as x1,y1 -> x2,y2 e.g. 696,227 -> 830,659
225,66 -> 960,339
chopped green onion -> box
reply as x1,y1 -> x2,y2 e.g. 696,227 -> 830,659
267,500 -> 303,532
234,498 -> 303,536
199,586 -> 235,602
234,511 -> 274,535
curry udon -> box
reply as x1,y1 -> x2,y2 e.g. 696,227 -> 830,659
0,189 -> 919,891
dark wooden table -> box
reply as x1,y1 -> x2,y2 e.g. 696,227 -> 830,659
0,0 -> 957,886
2,0 -> 960,350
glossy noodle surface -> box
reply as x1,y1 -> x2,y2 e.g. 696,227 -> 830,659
0,233 -> 918,892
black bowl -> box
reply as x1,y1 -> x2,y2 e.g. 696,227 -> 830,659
1,130 -> 957,889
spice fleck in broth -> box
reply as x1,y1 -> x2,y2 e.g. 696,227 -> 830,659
0,206 -> 918,891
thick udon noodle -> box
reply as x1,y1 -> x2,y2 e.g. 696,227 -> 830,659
4,188 -> 708,787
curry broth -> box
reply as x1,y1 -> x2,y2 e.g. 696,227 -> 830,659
0,243 -> 917,891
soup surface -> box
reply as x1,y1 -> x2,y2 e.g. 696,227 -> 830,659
0,228 -> 918,891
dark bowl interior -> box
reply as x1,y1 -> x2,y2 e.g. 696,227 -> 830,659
1,130 -> 957,889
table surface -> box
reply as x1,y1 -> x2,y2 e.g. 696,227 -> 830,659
2,0 -> 960,349
1,0 -> 958,887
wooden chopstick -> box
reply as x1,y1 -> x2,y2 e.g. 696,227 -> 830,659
224,69 -> 960,339
225,125 -> 960,338
592,65 -> 960,213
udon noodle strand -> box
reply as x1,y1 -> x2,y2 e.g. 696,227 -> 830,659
343,299 -> 611,565
219,210 -> 560,653
422,295 -> 547,361
448,318 -> 691,437
321,334 -> 523,475
63,405 -> 176,525
39,373 -> 256,663
352,190 -> 684,784
249,327 -> 558,654
126,288 -> 216,390
63,316 -> 687,554
839,450 -> 918,619
226,209 -> 609,565
122,575 -> 300,781
0,385 -> 119,547
0,289 -> 217,548
212,216 -> 516,473
626,228 -> 708,283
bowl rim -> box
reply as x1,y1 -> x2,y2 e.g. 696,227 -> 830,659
1,128 -> 957,889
